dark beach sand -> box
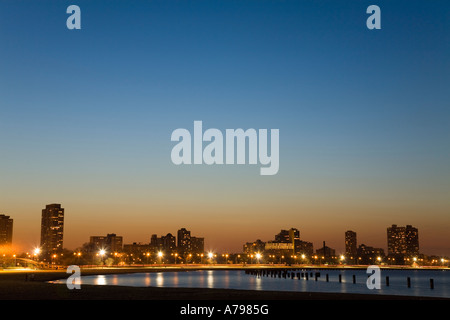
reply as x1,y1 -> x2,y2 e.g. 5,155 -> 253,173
0,268 -> 447,300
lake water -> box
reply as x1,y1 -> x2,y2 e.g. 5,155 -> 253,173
57,269 -> 450,298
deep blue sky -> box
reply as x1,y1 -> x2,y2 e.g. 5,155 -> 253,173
0,1 -> 449,254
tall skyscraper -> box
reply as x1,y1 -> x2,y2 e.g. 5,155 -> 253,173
177,228 -> 191,255
405,225 -> 419,256
0,214 -> 13,246
345,230 -> 357,258
387,224 -> 419,257
40,204 -> 64,257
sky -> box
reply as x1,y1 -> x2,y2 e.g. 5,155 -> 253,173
0,0 -> 449,255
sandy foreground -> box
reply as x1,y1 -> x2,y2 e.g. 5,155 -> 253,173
0,267 -> 448,300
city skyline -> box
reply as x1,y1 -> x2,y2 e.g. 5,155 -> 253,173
1,1 -> 449,259
1,203 -> 448,258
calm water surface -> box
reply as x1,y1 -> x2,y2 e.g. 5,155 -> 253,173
55,269 -> 450,298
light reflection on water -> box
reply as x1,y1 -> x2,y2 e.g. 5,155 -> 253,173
207,270 -> 214,289
144,274 -> 151,287
95,275 -> 107,286
156,273 -> 164,287
56,269 -> 450,298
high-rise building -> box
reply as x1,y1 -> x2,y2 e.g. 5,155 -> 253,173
40,204 -> 64,257
345,230 -> 357,258
161,233 -> 177,253
90,233 -> 123,252
177,228 -> 191,254
0,214 -> 13,246
191,236 -> 205,254
387,224 -> 419,257
387,224 -> 405,255
405,225 -> 419,256
150,234 -> 162,250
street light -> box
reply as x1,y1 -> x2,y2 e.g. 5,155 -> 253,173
99,249 -> 106,266
33,248 -> 41,262
208,252 -> 214,264
157,251 -> 163,264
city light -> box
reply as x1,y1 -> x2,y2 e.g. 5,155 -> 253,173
99,249 -> 106,256
157,251 -> 163,258
33,248 -> 41,256
208,252 -> 214,259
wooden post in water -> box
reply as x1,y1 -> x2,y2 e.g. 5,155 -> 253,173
338,274 -> 342,283
326,274 -> 329,282
430,279 -> 434,289
386,276 -> 390,287
407,277 -> 411,288
352,275 -> 356,284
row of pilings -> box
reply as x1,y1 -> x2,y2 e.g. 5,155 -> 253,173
244,268 -> 436,289
245,269 -> 326,281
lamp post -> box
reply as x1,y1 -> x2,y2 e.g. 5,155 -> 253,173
208,252 -> 214,264
158,251 -> 163,264
33,248 -> 41,262
99,249 -> 106,267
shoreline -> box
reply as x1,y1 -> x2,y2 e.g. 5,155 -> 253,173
1,266 -> 449,300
